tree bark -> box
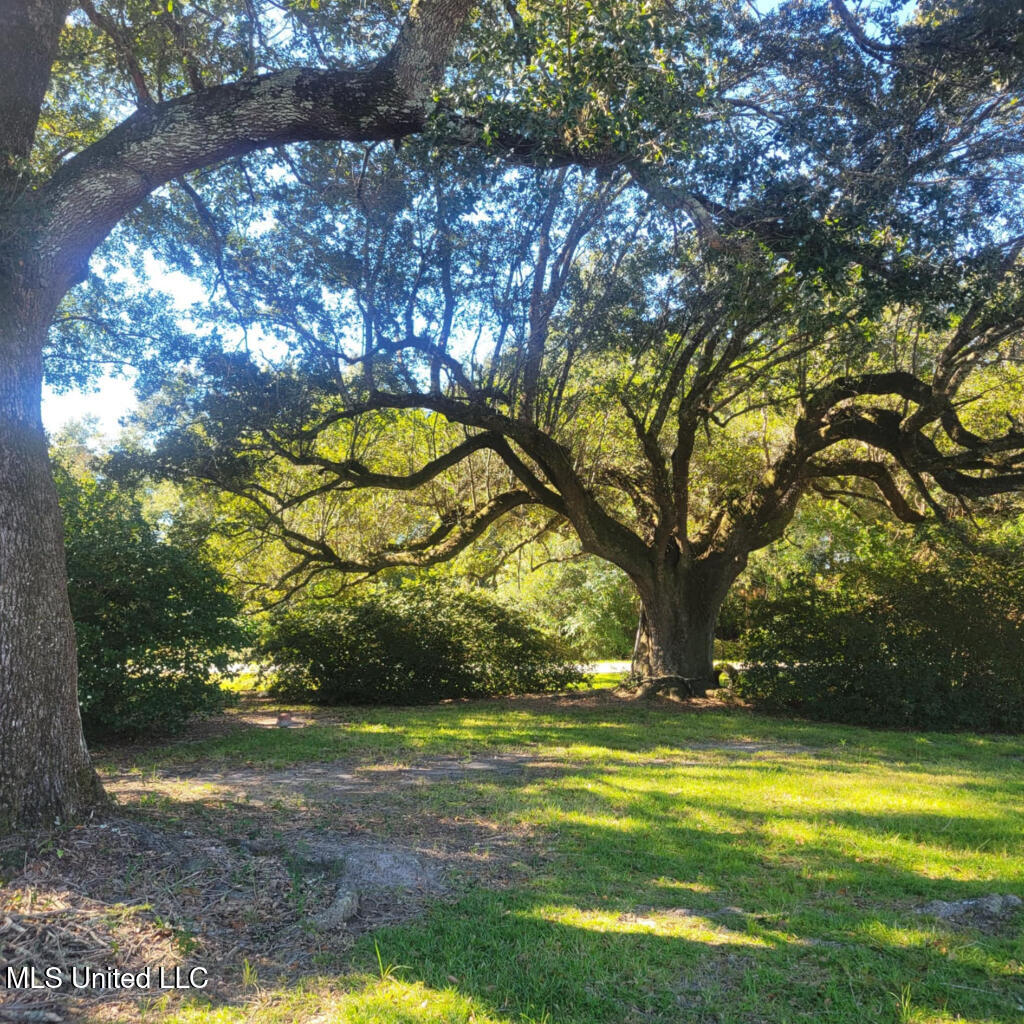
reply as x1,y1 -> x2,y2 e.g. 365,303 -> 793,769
632,559 -> 739,699
0,0 -> 70,193
0,295 -> 106,830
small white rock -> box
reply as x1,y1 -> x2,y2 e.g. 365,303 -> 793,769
313,887 -> 360,929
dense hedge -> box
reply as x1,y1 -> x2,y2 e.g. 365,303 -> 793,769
734,559 -> 1024,731
58,462 -> 242,738
263,588 -> 580,704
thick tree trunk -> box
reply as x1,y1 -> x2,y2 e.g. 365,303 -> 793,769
632,560 -> 738,699
0,305 -> 105,830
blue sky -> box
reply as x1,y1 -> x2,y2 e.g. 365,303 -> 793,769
43,376 -> 138,438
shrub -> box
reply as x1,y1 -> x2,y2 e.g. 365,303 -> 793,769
734,558 -> 1024,732
57,460 -> 243,739
263,588 -> 580,704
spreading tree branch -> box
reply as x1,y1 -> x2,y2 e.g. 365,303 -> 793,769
808,458 -> 925,523
33,0 -> 477,289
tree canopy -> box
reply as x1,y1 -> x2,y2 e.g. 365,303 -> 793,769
117,35 -> 1024,692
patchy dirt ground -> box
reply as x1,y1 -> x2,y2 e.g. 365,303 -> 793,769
0,690 -> 791,1024
107,752 -> 568,807
915,893 -> 1024,934
0,747 -> 560,1024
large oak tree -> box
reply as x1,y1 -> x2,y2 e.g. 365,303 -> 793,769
113,0 -> 1024,701
132,144 -> 1024,700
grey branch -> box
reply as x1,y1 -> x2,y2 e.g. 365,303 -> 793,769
32,0 -> 476,290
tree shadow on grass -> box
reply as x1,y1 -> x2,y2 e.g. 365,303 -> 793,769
11,799 -> 1014,1023
18,706 -> 1024,1023
346,782 -> 1024,1023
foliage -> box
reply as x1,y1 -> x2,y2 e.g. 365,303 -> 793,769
122,112 -> 1024,694
734,538 -> 1024,731
262,586 -> 580,705
60,0 -> 1024,692
55,438 -> 242,738
504,556 -> 637,660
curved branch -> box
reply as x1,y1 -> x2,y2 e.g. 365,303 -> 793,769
797,371 -> 932,428
829,0 -> 896,59
628,162 -> 731,251
274,431 -> 510,492
275,488 -> 535,575
714,361 -> 1024,556
259,422 -> 569,517
808,458 -> 925,523
35,0 -> 476,287
324,390 -> 652,576
489,437 -> 568,516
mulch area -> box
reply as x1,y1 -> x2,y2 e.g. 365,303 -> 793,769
498,686 -> 749,714
1,817 -> 341,1021
1,812 -> 538,1022
0,761 -> 545,1022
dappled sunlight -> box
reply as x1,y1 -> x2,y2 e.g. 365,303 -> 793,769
111,776 -> 260,806
161,974 -> 515,1024
96,698 -> 1024,786
518,903 -> 778,949
71,700 -> 1024,1023
533,807 -> 646,833
651,879 -> 718,895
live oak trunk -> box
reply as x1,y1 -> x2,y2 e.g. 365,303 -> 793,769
0,289 -> 105,830
631,557 -> 741,698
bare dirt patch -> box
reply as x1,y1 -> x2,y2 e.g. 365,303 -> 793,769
107,752 -> 567,810
490,686 -> 748,715
0,752 -> 555,1023
92,687 -> 750,765
0,813 -> 532,1023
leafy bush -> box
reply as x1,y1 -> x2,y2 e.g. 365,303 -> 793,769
263,588 -> 580,704
57,458 -> 242,739
734,557 -> 1024,731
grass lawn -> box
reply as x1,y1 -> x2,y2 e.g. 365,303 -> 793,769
8,692 -> 1024,1024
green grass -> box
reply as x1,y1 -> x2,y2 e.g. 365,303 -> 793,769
583,670 -> 630,690
98,698 -> 1024,1024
